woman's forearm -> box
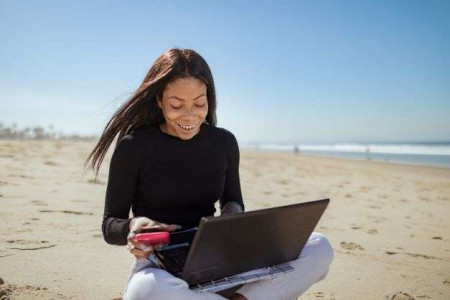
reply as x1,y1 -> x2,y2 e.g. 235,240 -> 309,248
102,216 -> 132,246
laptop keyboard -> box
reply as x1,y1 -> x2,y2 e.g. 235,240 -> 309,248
155,243 -> 190,276
191,263 -> 295,293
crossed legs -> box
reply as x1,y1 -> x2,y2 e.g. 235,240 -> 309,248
124,232 -> 334,300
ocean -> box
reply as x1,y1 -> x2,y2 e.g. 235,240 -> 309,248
240,142 -> 450,168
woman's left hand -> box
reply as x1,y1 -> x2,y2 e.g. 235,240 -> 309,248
127,217 -> 181,259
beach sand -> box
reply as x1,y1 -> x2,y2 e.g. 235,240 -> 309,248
1,140 -> 449,299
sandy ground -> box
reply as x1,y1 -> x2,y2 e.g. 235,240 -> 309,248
1,140 -> 449,300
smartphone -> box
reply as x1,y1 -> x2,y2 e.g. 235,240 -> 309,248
135,232 -> 169,245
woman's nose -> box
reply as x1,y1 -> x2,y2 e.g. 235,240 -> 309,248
182,106 -> 195,118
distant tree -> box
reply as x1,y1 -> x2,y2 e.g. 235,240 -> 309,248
0,123 -> 97,140
33,126 -> 45,139
24,127 -> 31,138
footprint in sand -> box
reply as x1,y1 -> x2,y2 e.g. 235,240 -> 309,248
369,205 -> 381,209
39,209 -> 93,216
29,200 -> 47,206
385,251 -> 438,260
87,179 -> 105,185
276,179 -> 290,185
367,229 -> 378,235
6,240 -> 56,251
70,199 -> 89,203
340,242 -> 364,250
372,216 -> 387,224
309,291 -> 324,298
386,292 -> 415,300
0,283 -> 51,299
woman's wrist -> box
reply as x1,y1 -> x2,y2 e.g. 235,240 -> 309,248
221,201 -> 243,215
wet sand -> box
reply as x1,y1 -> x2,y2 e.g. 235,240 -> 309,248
1,140 -> 449,299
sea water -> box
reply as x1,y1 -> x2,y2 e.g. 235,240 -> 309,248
241,142 -> 450,168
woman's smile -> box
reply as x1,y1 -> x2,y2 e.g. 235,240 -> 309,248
176,122 -> 198,130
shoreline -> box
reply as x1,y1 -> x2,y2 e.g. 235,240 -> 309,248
242,148 -> 450,172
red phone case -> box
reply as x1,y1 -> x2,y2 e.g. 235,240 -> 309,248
134,232 -> 170,245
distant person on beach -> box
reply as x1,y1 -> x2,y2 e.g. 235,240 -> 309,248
85,48 -> 333,300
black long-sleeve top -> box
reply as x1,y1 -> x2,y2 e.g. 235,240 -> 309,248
101,122 -> 244,245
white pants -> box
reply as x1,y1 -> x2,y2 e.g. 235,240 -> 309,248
123,232 -> 333,300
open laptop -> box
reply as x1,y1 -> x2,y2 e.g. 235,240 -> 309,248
149,198 -> 329,293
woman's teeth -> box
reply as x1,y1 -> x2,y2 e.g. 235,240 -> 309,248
177,123 -> 196,130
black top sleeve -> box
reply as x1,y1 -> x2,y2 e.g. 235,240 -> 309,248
219,131 -> 245,211
101,135 -> 144,245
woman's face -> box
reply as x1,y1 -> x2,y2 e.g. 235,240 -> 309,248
157,77 -> 208,140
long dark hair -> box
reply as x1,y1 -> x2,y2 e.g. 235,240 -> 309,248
85,48 -> 217,176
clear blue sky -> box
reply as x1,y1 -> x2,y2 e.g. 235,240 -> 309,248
1,0 -> 449,143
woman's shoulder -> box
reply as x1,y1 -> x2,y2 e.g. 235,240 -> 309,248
115,125 -> 154,155
206,124 -> 235,137
119,125 -> 148,143
205,125 -> 238,147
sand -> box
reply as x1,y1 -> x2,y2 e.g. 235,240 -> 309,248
0,140 -> 449,300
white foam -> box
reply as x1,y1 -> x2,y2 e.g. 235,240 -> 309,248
242,143 -> 450,156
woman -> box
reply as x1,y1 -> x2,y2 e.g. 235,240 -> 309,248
86,48 -> 334,300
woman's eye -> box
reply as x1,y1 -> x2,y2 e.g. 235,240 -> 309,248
195,104 -> 206,108
170,105 -> 182,109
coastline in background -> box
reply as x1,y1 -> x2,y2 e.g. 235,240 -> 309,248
3,123 -> 450,168
241,142 -> 450,169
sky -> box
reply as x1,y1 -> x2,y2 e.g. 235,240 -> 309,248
1,0 -> 449,143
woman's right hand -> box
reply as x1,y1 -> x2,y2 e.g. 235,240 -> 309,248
127,217 -> 181,259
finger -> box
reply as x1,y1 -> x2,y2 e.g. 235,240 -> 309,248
139,226 -> 161,233
135,242 -> 153,251
127,236 -> 140,247
154,244 -> 164,251
158,223 -> 182,231
128,243 -> 153,254
127,230 -> 138,243
128,239 -> 148,248
131,248 -> 151,258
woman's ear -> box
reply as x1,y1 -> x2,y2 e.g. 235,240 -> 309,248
156,96 -> 163,109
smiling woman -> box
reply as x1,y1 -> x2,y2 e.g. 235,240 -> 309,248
84,48 -> 333,300
84,48 -> 247,299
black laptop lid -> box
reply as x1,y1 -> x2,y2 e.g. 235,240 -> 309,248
182,198 -> 329,285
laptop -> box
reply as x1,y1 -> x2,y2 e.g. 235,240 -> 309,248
149,198 -> 329,293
